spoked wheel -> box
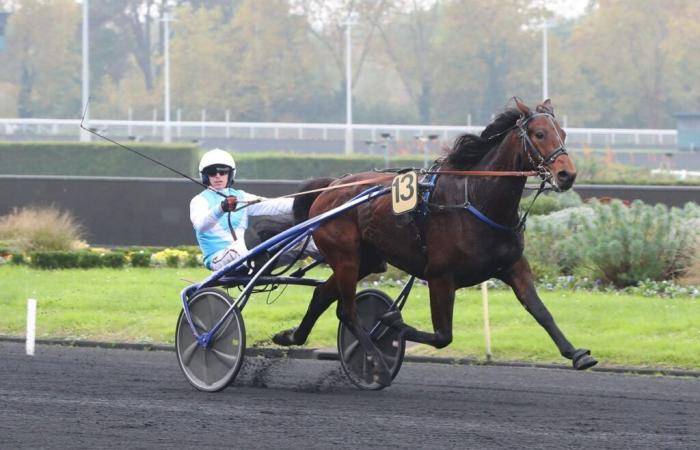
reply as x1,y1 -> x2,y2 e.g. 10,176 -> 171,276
337,289 -> 406,390
175,288 -> 245,392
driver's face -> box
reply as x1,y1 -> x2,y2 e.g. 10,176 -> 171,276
209,171 -> 228,190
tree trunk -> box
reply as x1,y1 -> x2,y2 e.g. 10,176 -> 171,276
129,0 -> 154,91
418,81 -> 431,124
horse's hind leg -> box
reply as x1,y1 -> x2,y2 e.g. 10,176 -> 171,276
272,275 -> 339,346
272,254 -> 386,347
499,256 -> 598,370
332,257 -> 393,387
382,273 -> 456,349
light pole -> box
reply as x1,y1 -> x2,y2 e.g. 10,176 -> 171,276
380,132 -> 391,168
542,18 -> 548,100
162,11 -> 172,143
416,134 -> 440,168
344,14 -> 357,155
80,0 -> 90,142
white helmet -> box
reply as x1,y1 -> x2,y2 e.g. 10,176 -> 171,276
199,148 -> 236,187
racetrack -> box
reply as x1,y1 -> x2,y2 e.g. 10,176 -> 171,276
1,342 -> 698,449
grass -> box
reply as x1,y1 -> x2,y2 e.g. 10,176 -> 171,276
1,265 -> 699,370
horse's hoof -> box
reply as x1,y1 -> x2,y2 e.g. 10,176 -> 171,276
372,370 -> 392,387
572,348 -> 598,370
380,310 -> 404,329
272,327 -> 298,346
368,355 -> 392,387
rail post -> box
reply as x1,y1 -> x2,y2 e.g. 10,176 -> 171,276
26,298 -> 36,356
481,282 -> 492,362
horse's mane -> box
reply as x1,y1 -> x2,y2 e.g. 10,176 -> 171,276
445,108 -> 521,168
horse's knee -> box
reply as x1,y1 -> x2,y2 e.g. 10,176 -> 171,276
336,306 -> 348,323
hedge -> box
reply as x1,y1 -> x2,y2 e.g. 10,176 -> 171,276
28,250 -> 127,269
235,152 -> 429,179
0,142 -> 198,178
2,143 -> 698,184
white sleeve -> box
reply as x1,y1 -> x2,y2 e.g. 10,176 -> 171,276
190,195 -> 223,232
244,193 -> 294,216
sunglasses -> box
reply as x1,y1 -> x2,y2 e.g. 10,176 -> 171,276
204,167 -> 231,176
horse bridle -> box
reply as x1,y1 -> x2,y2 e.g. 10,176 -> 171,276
516,112 -> 568,182
417,111 -> 570,233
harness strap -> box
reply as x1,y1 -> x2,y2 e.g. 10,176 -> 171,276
412,165 -> 440,254
464,205 -> 520,232
426,176 -> 549,233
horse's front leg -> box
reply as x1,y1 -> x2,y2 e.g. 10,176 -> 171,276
382,273 -> 456,349
499,256 -> 598,370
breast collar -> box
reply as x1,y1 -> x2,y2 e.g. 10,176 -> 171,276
416,164 -> 547,233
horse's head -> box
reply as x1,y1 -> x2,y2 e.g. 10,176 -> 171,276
514,98 -> 576,191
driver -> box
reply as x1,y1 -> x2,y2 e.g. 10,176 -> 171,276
190,148 -> 311,271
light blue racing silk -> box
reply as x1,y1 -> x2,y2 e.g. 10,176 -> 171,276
190,187 -> 293,269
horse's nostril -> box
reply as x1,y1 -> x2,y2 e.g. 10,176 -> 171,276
557,171 -> 574,184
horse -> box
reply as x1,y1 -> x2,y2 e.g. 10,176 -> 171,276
273,98 -> 598,387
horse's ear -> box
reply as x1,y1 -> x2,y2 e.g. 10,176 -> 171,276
513,97 -> 531,117
536,99 -> 554,115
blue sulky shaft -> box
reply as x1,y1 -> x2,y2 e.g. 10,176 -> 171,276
180,185 -> 391,347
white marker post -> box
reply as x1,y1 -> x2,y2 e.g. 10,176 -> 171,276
481,282 -> 492,362
26,298 -> 36,356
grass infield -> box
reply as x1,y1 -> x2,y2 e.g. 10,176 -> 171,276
1,266 -> 698,370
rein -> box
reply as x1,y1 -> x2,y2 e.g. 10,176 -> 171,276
244,167 -> 539,209
423,169 -> 537,177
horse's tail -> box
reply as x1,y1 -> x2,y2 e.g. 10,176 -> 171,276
293,177 -> 336,224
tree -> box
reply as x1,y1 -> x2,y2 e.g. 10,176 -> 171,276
291,0 -> 389,120
220,0 -> 334,121
184,0 -> 242,21
664,1 -> 700,115
568,0 -> 688,127
2,0 -> 81,117
168,4 -> 228,115
431,0 -> 540,124
368,0 -> 442,123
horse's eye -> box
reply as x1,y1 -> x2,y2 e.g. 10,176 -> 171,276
535,131 -> 545,139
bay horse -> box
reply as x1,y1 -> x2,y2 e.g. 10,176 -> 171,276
273,98 -> 597,386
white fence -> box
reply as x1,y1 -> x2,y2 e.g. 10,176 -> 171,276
0,117 -> 678,149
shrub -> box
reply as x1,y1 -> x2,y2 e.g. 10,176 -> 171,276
525,190 -> 583,216
0,206 -> 85,253
526,205 -> 593,276
184,253 -> 201,268
165,254 -> 180,268
570,200 -> 700,287
151,248 -> 189,268
129,251 -> 152,268
362,264 -> 406,283
77,251 -> 102,269
29,251 -> 80,269
101,252 -> 126,269
678,224 -> 700,287
10,253 -> 25,265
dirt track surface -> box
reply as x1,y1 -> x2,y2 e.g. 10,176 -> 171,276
1,342 -> 699,449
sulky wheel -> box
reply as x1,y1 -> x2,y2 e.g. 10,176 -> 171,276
175,288 -> 245,392
337,289 -> 406,390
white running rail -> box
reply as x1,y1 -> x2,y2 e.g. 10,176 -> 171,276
0,117 -> 677,148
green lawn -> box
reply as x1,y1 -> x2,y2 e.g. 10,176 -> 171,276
1,266 -> 699,369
